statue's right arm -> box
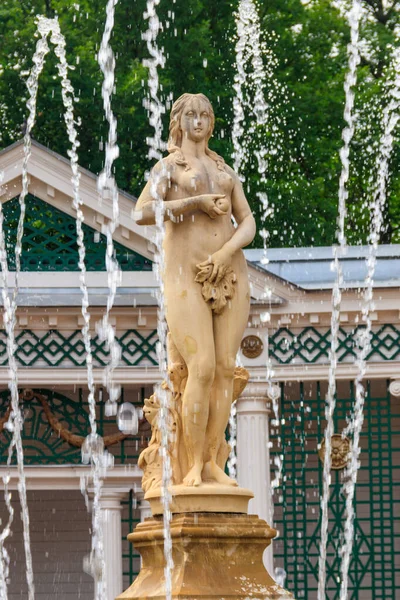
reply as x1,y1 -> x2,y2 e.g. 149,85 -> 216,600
134,163 -> 227,225
134,179 -> 202,225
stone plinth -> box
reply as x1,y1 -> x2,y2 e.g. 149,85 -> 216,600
117,513 -> 294,600
145,484 -> 254,516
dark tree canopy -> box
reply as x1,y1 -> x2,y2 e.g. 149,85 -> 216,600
0,0 -> 399,247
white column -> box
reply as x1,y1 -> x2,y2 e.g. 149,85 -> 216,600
236,382 -> 274,574
99,489 -> 127,600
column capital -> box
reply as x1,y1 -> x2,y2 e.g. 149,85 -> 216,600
236,381 -> 281,415
99,488 -> 129,510
239,381 -> 281,401
240,381 -> 270,399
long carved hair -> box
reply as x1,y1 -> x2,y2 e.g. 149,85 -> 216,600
167,93 -> 225,171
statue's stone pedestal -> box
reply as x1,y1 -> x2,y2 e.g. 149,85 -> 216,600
117,513 -> 294,600
145,483 -> 254,515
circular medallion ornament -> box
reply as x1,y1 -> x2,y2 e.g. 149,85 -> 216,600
389,380 -> 400,397
318,434 -> 351,470
21,389 -> 35,402
241,335 -> 264,359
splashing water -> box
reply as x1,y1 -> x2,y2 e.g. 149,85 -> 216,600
96,0 -> 122,418
14,16 -> 111,599
0,464 -> 13,600
48,18 -> 112,597
232,0 -> 284,502
0,20 -> 64,597
232,0 -> 298,242
318,2 -> 362,598
338,27 -> 400,599
0,170 -> 18,600
142,2 -> 173,599
232,0 -> 268,177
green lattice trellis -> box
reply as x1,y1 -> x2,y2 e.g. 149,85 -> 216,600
0,325 -> 399,369
121,489 -> 141,587
269,324 -> 400,364
2,195 -> 152,271
271,381 -> 400,599
0,329 -> 158,367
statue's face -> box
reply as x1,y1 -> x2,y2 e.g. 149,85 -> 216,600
180,97 -> 211,143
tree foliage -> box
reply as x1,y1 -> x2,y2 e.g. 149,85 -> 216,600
0,0 -> 399,247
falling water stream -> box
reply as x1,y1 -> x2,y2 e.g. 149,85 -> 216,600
233,0 -> 269,177
96,0 -> 122,418
0,20 -> 59,599
0,174 -> 20,600
318,1 -> 362,598
232,0 -> 284,508
338,27 -> 400,599
142,2 -> 174,599
0,15 -> 115,599
43,18 -> 112,598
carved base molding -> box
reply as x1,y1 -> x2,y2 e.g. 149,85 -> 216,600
118,513 -> 294,600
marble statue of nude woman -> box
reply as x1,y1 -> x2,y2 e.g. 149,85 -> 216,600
134,93 -> 256,488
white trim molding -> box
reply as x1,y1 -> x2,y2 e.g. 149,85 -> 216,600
0,367 -> 161,386
248,362 -> 400,382
0,464 -> 142,491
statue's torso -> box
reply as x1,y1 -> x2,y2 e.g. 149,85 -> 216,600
163,156 -> 242,269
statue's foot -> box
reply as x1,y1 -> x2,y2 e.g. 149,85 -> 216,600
203,461 -> 238,486
183,465 -> 202,487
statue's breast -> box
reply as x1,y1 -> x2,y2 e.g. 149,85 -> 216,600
177,169 -> 209,195
217,170 -> 234,193
176,166 -> 234,197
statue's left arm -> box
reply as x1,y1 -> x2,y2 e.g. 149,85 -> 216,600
224,170 -> 256,255
198,169 -> 256,283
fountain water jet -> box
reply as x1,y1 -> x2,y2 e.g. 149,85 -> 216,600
96,0 -> 123,418
318,1 -> 363,597
45,18 -> 109,597
0,173 -> 18,600
0,14 -> 119,598
0,20 -> 62,598
339,25 -> 400,599
232,0 -> 285,509
142,2 -> 174,599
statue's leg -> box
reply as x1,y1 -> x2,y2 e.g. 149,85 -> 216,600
203,266 -> 250,485
165,283 -> 215,486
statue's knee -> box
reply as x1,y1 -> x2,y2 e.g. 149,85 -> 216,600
216,357 -> 235,379
192,359 -> 215,386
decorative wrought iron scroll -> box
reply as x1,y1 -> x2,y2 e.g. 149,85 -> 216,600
0,388 -> 147,466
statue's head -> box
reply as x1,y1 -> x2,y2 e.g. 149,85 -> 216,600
167,93 -> 225,171
168,93 -> 215,150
